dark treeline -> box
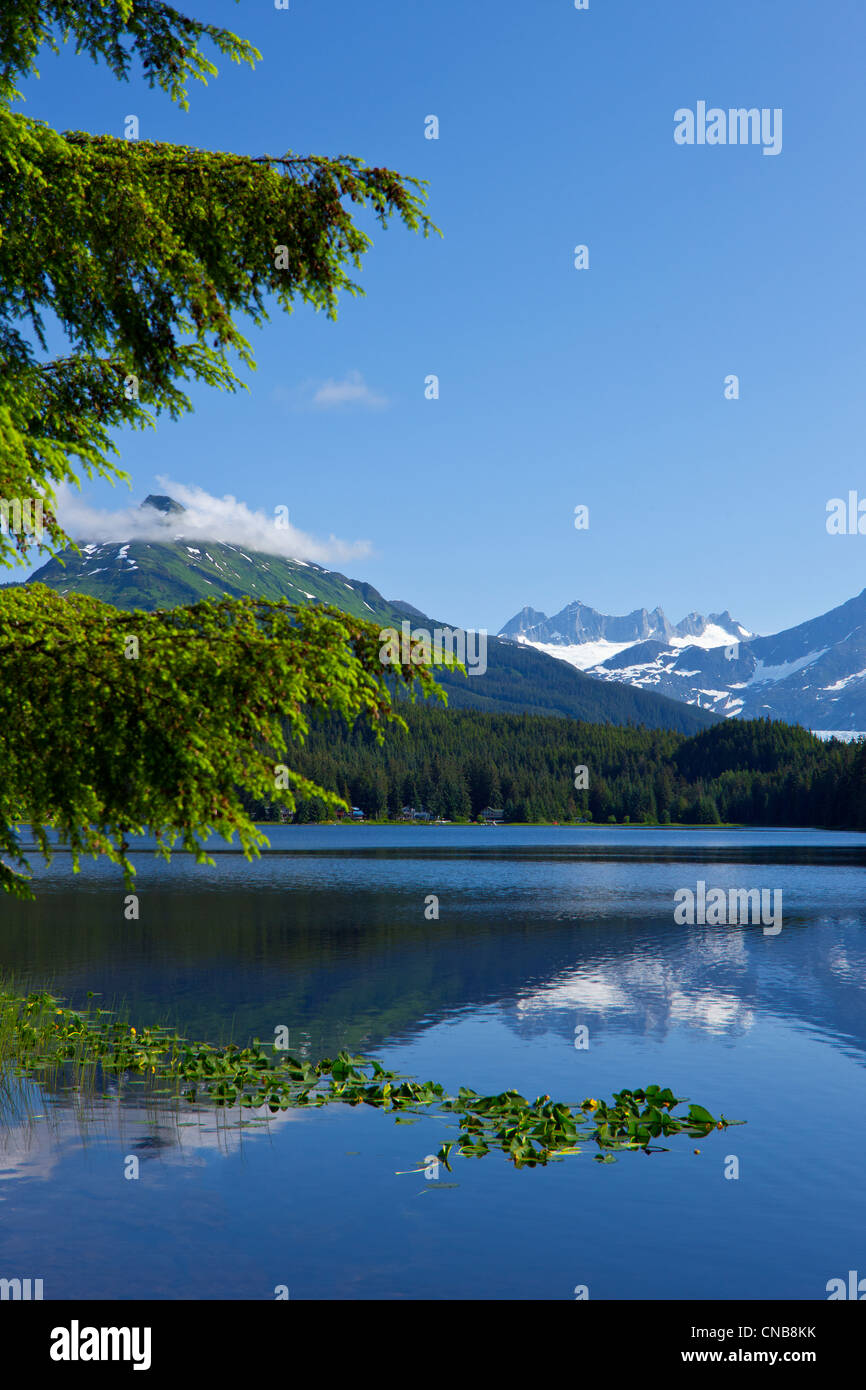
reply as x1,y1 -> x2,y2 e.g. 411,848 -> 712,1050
244,707 -> 866,828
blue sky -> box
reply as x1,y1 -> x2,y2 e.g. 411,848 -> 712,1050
14,0 -> 866,637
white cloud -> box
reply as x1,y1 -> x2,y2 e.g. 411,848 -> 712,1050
309,369 -> 389,411
54,478 -> 373,567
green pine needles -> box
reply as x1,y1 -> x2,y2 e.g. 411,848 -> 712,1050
0,1 -> 437,566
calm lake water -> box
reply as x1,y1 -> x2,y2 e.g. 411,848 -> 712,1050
1,826 -> 865,1300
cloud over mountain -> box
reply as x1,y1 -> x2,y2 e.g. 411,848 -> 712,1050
54,479 -> 373,566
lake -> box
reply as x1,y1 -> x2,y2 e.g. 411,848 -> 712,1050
1,825 -> 865,1300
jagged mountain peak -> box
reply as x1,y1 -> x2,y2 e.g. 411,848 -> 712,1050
499,598 -> 751,653
500,586 -> 866,732
141,494 -> 186,515
21,540 -> 716,736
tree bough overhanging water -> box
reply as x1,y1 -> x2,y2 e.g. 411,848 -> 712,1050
0,986 -> 742,1170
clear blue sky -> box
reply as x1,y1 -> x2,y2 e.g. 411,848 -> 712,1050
15,0 -> 866,637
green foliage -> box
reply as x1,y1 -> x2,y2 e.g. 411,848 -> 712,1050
0,1 -> 259,110
0,2 -> 436,566
20,530 -> 718,732
673,718 -> 824,781
0,584 -> 446,898
0,985 -> 738,1169
436,1084 -> 736,1167
273,707 -> 865,829
0,3 -> 447,893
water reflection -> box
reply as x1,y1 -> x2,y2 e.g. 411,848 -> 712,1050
1,829 -> 865,1299
0,1069 -> 307,1184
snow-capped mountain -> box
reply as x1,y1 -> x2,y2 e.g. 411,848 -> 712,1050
500,601 -> 751,674
22,494 -> 400,622
498,593 -> 866,732
15,497 -> 716,735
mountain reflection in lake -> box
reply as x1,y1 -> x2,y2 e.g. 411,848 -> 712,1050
1,827 -> 864,1300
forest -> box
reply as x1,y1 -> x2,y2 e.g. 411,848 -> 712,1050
244,707 -> 866,829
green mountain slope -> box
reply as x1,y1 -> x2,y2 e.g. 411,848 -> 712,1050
26,536 -> 407,625
25,505 -> 717,735
432,636 -> 714,732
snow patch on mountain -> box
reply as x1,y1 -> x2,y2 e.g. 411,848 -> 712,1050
513,635 -> 634,671
822,669 -> 866,692
498,588 -> 866,730
746,651 -> 828,686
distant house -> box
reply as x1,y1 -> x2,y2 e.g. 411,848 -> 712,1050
400,805 -> 431,822
480,807 -> 504,824
350,806 -> 364,820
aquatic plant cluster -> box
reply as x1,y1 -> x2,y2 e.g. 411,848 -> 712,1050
0,987 -> 738,1168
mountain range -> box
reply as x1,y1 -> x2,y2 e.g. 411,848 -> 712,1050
12,496 -> 714,736
22,495 -> 866,734
498,595 -> 866,733
499,601 -> 753,665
